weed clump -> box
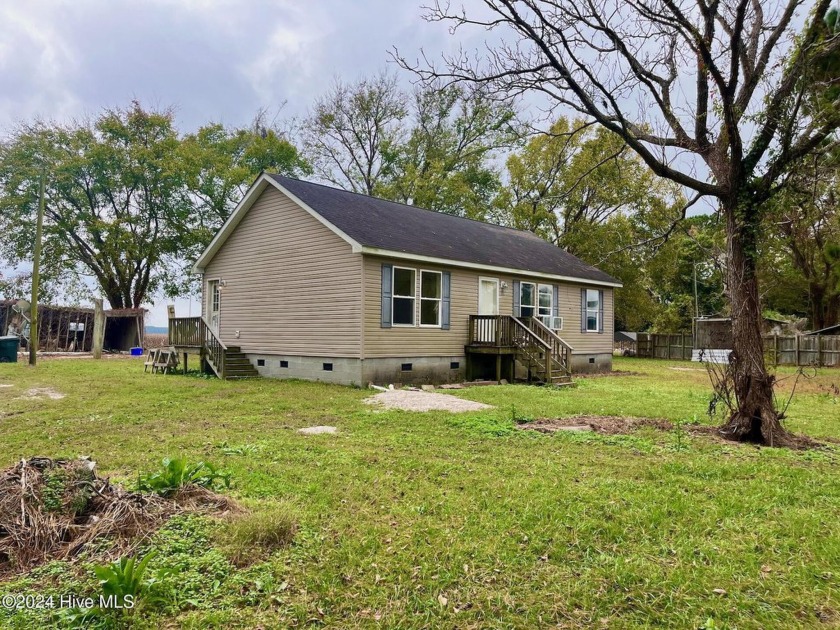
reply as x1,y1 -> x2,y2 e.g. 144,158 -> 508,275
0,457 -> 238,579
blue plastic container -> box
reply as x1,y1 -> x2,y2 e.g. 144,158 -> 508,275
130,347 -> 144,356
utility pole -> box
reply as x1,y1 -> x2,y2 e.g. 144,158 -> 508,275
693,263 -> 700,319
29,172 -> 45,366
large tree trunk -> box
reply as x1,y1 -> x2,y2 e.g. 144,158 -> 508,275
719,200 -> 796,446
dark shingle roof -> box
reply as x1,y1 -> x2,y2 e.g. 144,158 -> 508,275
268,174 -> 620,285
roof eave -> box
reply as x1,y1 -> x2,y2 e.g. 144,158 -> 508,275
358,246 -> 623,288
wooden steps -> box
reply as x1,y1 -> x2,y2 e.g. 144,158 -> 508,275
221,347 -> 260,379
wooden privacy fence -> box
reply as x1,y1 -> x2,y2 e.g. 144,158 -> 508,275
635,333 -> 693,360
765,335 -> 840,367
633,332 -> 840,367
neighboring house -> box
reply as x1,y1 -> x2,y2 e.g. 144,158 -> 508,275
170,174 -> 621,384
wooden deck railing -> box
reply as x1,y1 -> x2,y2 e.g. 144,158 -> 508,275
468,314 -> 573,380
168,316 -> 227,378
469,314 -> 513,346
168,316 -> 203,347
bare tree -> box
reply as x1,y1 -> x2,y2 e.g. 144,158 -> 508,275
301,72 -> 408,194
397,0 -> 840,446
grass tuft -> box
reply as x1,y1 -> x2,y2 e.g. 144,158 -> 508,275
216,504 -> 298,567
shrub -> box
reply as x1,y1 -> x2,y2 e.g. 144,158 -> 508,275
93,551 -> 157,606
137,458 -> 231,497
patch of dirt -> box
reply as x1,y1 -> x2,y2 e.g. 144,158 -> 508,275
669,366 -> 706,372
0,457 -> 239,579
517,416 -> 826,450
365,390 -> 493,413
518,415 -> 674,434
17,387 -> 65,400
573,370 -> 641,379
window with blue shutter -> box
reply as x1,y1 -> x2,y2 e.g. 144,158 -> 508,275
512,280 -> 521,316
441,271 -> 451,330
598,289 -> 604,334
381,264 -> 392,328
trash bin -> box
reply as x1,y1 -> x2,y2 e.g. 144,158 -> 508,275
0,336 -> 20,363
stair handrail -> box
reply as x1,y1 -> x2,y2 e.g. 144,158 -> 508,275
201,318 -> 227,379
525,316 -> 574,375
510,316 -> 551,351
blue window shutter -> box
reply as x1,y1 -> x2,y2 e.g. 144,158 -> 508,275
441,271 -> 451,330
513,281 -> 520,316
552,285 -> 560,321
598,289 -> 604,334
381,264 -> 392,328
580,288 -> 587,333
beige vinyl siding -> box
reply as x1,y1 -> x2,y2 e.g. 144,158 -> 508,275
557,284 -> 614,354
362,255 -> 613,358
203,186 -> 362,357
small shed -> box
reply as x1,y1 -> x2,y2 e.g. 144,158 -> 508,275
0,299 -> 146,352
614,331 -> 638,355
103,308 -> 146,350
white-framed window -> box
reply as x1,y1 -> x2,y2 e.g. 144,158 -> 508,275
211,282 -> 221,313
392,267 -> 416,326
520,282 -> 536,317
585,289 -> 600,332
538,284 -> 552,319
420,271 -> 442,327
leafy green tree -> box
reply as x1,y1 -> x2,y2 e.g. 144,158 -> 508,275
761,149 -> 840,329
380,84 -> 519,219
0,103 -> 304,308
494,118 -> 685,329
0,104 -> 189,308
647,216 -> 727,331
181,114 -> 307,256
302,75 -> 517,217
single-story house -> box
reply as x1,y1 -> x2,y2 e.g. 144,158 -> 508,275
170,174 -> 621,384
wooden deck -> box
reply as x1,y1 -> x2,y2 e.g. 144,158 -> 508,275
466,315 -> 573,385
168,316 -> 259,379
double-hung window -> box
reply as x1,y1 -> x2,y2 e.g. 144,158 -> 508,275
392,267 -> 416,326
520,282 -> 536,317
420,271 -> 442,327
585,289 -> 600,332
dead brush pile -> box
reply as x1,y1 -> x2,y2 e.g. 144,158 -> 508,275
0,457 -> 238,579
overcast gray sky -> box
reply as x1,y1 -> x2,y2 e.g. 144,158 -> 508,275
0,0 -> 457,130
0,0 -> 476,325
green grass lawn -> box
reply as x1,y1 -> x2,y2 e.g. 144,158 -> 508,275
0,357 -> 838,629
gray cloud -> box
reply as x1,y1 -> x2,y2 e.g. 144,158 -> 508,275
0,0 -> 456,132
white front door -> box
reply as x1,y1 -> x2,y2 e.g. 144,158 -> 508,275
479,278 -> 500,315
478,278 -> 500,342
208,280 -> 221,333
